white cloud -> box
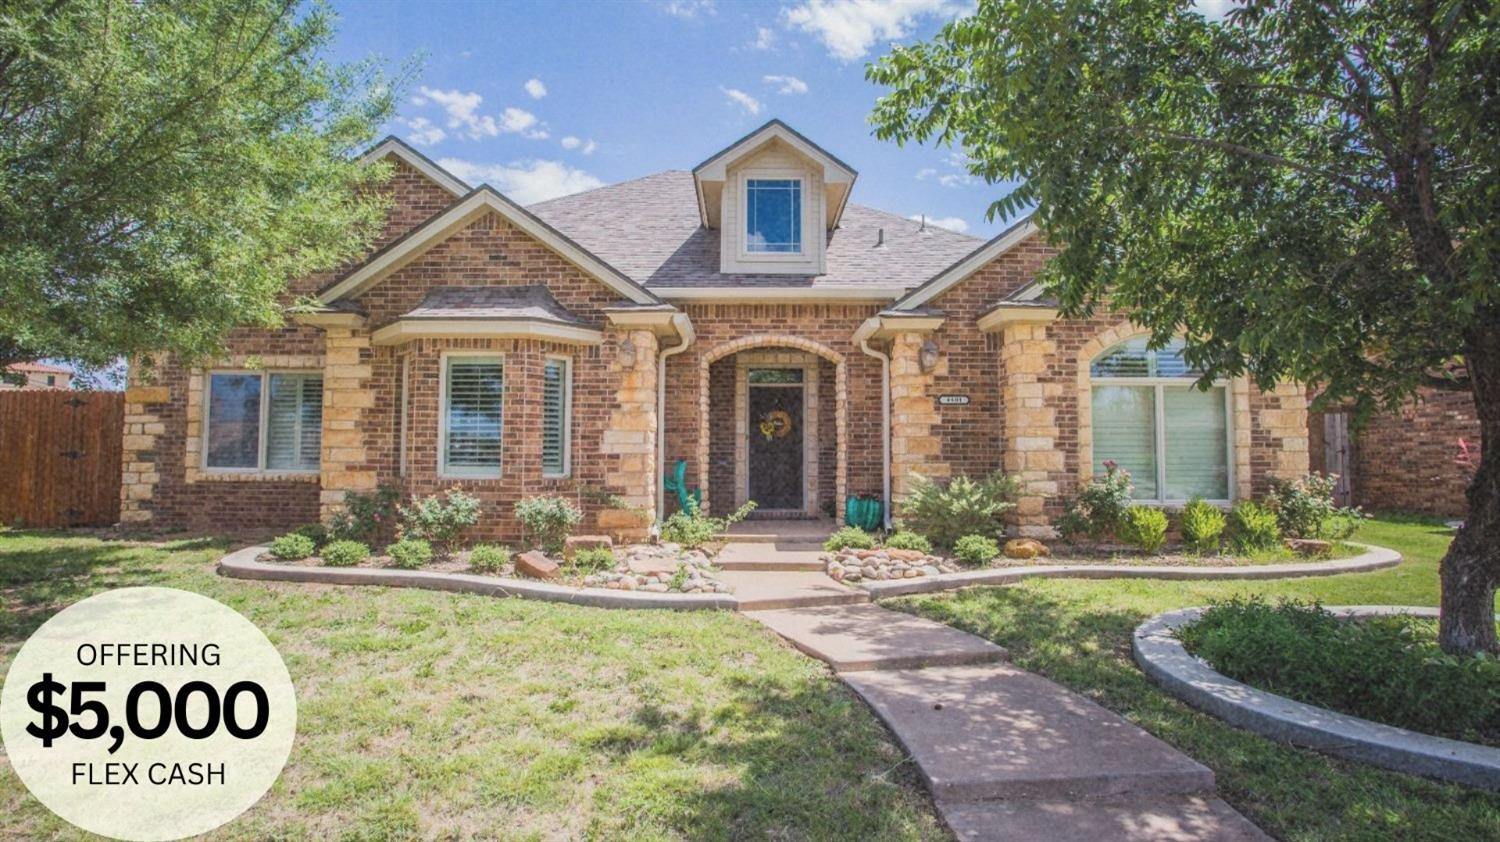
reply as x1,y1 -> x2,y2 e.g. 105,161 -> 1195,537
916,167 -> 937,180
752,26 -> 776,49
499,106 -> 548,139
721,86 -> 762,115
783,0 -> 967,61
436,158 -> 604,204
763,74 -> 809,95
524,78 -> 548,99
401,116 -> 446,146
560,136 -> 599,155
1192,0 -> 1239,20
909,213 -> 970,233
660,0 -> 715,18
415,87 -> 548,140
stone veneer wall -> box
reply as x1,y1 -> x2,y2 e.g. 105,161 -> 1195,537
889,331 -> 949,509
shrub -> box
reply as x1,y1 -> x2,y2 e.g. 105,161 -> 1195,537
659,499 -> 756,550
321,540 -> 370,567
387,538 -> 433,570
567,547 -> 616,575
823,526 -> 876,552
327,485 -> 400,545
953,534 -> 1000,565
1265,474 -> 1361,540
1179,498 -> 1226,553
291,523 -> 328,549
468,544 -> 511,574
1227,501 -> 1281,553
1118,506 -> 1168,553
901,472 -> 1020,548
514,495 -> 583,555
268,533 -> 315,561
884,531 -> 932,554
399,489 -> 481,558
1179,598 -> 1500,746
1057,462 -> 1133,541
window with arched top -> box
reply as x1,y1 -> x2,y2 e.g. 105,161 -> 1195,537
1089,338 -> 1231,502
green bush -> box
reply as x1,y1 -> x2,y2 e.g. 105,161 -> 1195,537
514,495 -> 583,555
1179,498 -> 1226,553
659,499 -> 756,550
291,523 -> 328,549
900,472 -> 1020,548
468,544 -> 511,574
321,540 -> 370,567
268,533 -> 315,561
953,534 -> 1000,565
387,538 -> 433,570
399,489 -> 481,558
823,526 -> 876,552
1057,462 -> 1134,541
1179,598 -> 1500,747
884,531 -> 932,554
1265,474 -> 1361,539
567,547 -> 616,575
1228,501 -> 1281,553
1119,506 -> 1168,553
327,485 -> 400,545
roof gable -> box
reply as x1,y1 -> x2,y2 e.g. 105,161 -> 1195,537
358,135 -> 469,197
890,217 -> 1041,310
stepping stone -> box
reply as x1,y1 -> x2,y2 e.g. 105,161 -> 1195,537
938,795 -> 1269,841
749,604 -> 1008,672
720,571 -> 868,611
843,664 -> 1215,802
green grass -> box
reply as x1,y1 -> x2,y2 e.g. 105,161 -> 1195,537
0,530 -> 942,840
890,514 -> 1500,841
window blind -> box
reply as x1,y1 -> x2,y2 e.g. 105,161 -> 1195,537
1091,385 -> 1158,498
266,374 -> 322,471
542,358 -> 569,477
445,358 -> 504,474
1163,387 -> 1229,499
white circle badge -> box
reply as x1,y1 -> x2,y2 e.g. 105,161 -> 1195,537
1,586 -> 297,841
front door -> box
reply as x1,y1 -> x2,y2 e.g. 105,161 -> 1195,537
747,370 -> 804,511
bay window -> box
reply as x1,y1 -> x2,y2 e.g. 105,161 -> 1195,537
441,355 -> 504,478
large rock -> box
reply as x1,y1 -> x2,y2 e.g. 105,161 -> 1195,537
1285,538 -> 1332,557
516,551 -> 561,580
1004,538 -> 1050,560
564,535 -> 613,559
887,549 -> 926,562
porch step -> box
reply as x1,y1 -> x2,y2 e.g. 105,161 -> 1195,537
715,543 -> 825,572
716,517 -> 836,546
720,571 -> 869,611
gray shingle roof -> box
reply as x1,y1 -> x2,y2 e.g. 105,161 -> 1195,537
527,171 -> 982,290
402,285 -> 593,325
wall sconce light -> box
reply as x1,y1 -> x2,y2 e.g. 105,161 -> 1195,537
617,337 -> 637,368
919,339 -> 941,373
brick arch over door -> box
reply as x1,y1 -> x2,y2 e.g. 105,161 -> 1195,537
698,335 -> 847,522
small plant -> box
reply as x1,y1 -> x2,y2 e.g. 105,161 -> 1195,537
327,485 -> 400,545
468,544 -> 511,574
291,523 -> 328,548
1119,506 -> 1168,553
387,538 -> 433,570
953,534 -> 1000,565
1057,461 -> 1134,541
1228,501 -> 1281,553
668,564 -> 690,591
399,488 -> 481,558
823,526 -> 876,552
900,472 -> 1020,548
884,531 -> 933,554
514,495 -> 583,555
268,533 -> 315,561
1265,474 -> 1361,540
321,540 -> 370,567
659,499 -> 756,550
1180,498 -> 1226,553
567,547 -> 616,575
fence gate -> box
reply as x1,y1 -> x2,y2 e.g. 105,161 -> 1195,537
0,391 -> 123,528
1321,411 -> 1353,506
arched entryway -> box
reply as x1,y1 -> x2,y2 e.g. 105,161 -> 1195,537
698,336 -> 847,522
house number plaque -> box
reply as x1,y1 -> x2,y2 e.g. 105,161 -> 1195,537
938,395 -> 970,406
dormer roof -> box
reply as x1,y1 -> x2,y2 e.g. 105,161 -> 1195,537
690,119 -> 857,230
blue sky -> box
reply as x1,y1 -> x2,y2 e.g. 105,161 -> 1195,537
327,0 -> 1019,238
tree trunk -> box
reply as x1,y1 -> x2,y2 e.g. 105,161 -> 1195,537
1438,319 -> 1500,655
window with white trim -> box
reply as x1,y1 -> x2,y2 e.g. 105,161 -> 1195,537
441,355 -> 504,477
204,372 -> 322,471
1089,338 -> 1230,501
542,356 -> 571,478
745,178 -> 802,253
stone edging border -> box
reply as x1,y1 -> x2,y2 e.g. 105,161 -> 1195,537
216,546 -> 737,611
1133,604 -> 1500,792
861,543 -> 1402,598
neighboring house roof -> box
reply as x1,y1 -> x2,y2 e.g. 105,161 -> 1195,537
7,361 -> 71,375
890,217 -> 1040,310
402,285 -> 593,326
527,171 -> 982,295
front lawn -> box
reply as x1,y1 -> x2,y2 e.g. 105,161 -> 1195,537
0,531 -> 942,840
890,514 -> 1500,841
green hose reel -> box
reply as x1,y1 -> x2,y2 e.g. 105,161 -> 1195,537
844,495 -> 883,531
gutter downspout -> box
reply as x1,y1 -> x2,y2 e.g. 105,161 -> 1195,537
853,316 -> 893,530
656,312 -> 697,529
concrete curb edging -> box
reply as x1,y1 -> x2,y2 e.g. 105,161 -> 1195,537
217,546 -> 737,611
1133,604 -> 1500,792
862,543 -> 1402,598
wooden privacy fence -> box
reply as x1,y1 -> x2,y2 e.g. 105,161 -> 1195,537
0,391 -> 123,528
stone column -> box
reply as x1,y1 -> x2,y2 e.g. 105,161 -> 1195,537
599,328 -> 659,541
1264,382 -> 1311,482
889,331 -> 949,512
999,323 -> 1062,537
119,367 -> 171,525
319,327 -> 378,520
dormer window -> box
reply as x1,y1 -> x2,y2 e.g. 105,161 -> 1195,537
745,178 -> 802,254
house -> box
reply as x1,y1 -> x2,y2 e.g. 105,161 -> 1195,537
2,362 -> 72,390
118,121 -> 1311,539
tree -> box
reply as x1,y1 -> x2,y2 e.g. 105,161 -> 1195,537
869,0 -> 1500,653
0,0 -> 401,372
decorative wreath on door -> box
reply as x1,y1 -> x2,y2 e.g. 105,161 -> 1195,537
758,409 -> 794,441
